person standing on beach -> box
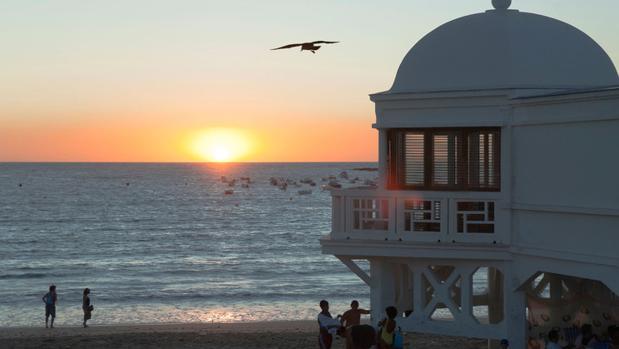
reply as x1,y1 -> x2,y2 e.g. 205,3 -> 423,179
82,288 -> 93,328
377,306 -> 398,349
341,301 -> 371,349
318,300 -> 342,349
42,285 -> 57,328
341,300 -> 370,328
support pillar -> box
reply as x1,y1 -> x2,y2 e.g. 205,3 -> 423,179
370,259 -> 395,325
549,274 -> 562,326
488,267 -> 505,348
504,272 -> 527,349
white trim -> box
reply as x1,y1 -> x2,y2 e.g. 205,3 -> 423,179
374,120 -> 507,128
320,237 -> 512,260
510,245 -> 619,267
511,114 -> 619,127
511,202 -> 619,217
511,88 -> 619,106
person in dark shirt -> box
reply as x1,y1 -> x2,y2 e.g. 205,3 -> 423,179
42,285 -> 57,328
82,288 -> 93,328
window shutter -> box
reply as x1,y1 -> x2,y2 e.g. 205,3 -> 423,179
392,128 -> 500,191
404,132 -> 425,185
431,133 -> 464,187
468,130 -> 500,189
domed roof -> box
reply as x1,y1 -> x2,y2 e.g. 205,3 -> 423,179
389,1 -> 619,93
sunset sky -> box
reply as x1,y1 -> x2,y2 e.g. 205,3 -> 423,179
1,0 -> 618,162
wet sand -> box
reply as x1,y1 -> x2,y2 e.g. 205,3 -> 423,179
0,321 -> 487,348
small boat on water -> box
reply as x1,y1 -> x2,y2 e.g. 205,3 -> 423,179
363,179 -> 377,188
297,189 -> 312,195
322,180 -> 342,190
224,189 -> 234,195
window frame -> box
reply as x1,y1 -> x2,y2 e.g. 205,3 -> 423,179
387,127 -> 501,192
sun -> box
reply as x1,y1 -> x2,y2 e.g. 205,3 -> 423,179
191,128 -> 251,162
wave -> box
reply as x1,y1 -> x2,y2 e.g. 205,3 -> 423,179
0,273 -> 49,280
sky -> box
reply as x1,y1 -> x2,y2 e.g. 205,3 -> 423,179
1,0 -> 618,162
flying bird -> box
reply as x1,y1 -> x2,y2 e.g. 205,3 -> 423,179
271,41 -> 339,54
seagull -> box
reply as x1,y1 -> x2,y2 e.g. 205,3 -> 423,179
271,41 -> 339,54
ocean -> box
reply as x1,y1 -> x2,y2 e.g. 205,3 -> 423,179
0,163 -> 374,327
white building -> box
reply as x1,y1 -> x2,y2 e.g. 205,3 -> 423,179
321,1 -> 619,347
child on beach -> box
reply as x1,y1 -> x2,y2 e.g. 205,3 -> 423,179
42,285 -> 57,328
82,288 -> 93,328
318,300 -> 343,349
378,306 -> 398,349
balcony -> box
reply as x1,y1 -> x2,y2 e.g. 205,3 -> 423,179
330,188 -> 508,245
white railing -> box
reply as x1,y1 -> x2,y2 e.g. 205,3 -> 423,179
331,188 -> 508,244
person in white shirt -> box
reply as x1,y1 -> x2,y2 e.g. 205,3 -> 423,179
318,300 -> 343,349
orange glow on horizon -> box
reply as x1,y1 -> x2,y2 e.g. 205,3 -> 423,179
0,116 -> 377,162
190,128 -> 254,163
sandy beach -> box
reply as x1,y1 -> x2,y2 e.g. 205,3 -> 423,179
0,321 -> 487,348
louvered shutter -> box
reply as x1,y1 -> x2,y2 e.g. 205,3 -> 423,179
404,132 -> 425,185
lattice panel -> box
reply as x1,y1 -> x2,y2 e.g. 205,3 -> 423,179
403,199 -> 441,232
456,201 -> 495,234
352,198 -> 389,231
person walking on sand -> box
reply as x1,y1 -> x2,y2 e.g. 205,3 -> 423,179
82,288 -> 93,328
42,285 -> 57,328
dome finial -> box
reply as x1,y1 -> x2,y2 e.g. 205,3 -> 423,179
492,0 -> 511,10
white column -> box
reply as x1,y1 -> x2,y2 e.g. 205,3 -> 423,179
370,259 -> 384,325
370,258 -> 395,325
377,128 -> 388,189
504,271 -> 527,349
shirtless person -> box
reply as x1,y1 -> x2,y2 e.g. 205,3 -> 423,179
341,300 -> 370,328
342,300 -> 371,349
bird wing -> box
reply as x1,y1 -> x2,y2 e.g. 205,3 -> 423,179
310,41 -> 339,45
271,43 -> 303,50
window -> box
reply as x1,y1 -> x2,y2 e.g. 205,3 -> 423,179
388,128 -> 500,191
